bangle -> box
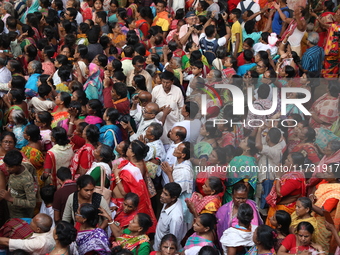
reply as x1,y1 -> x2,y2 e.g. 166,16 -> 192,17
116,179 -> 122,184
282,41 -> 286,45
275,177 -> 280,181
69,122 -> 74,125
108,220 -> 115,225
115,176 -> 120,180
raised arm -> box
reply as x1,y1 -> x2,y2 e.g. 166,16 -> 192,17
273,2 -> 293,23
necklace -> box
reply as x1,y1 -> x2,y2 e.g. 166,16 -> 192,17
52,247 -> 68,255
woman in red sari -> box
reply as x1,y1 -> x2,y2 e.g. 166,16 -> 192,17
114,192 -> 139,230
309,83 -> 340,129
291,126 -> 320,164
70,124 -> 99,180
111,140 -> 157,233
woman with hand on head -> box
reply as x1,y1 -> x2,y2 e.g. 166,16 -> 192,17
150,234 -> 179,255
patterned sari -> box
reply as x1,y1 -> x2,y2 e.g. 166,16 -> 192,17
51,107 -> 69,129
309,93 -> 339,129
291,143 -> 320,164
76,228 -> 111,255
314,183 -> 340,254
187,192 -> 221,215
224,155 -> 258,203
83,63 -> 103,103
183,233 -> 214,255
70,143 -> 95,180
322,23 -> 340,79
112,229 -> 149,253
21,146 -> 45,188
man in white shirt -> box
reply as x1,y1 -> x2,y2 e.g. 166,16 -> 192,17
237,0 -> 261,21
152,71 -> 184,147
130,91 -> 152,128
0,53 -> 12,84
126,55 -> 153,92
0,213 -> 55,255
153,182 -> 184,250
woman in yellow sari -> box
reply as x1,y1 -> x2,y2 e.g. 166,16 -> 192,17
311,163 -> 340,254
21,125 -> 45,188
51,92 -> 71,128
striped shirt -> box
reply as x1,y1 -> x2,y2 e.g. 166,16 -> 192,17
301,45 -> 325,72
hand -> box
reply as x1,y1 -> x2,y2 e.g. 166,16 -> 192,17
222,12 -> 228,20
110,206 -> 118,212
0,190 -> 13,202
269,8 -> 276,16
98,206 -> 112,222
149,36 -> 156,46
325,221 -> 336,232
163,105 -> 172,115
309,9 -> 318,18
299,250 -> 312,255
68,107 -> 79,118
310,243 -> 323,252
273,2 -> 280,10
163,45 -> 171,55
138,135 -> 146,143
161,162 -> 173,175
112,164 -> 121,177
131,95 -> 139,106
119,121 -> 129,130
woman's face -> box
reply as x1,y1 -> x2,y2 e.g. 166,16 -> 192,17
269,213 -> 278,227
55,93 -> 62,105
123,199 -> 136,214
86,104 -> 94,115
82,125 -> 88,139
199,124 -> 207,137
71,91 -> 79,101
324,142 -> 335,156
232,190 -> 248,207
160,240 -> 177,255
202,179 -> 213,195
297,229 -> 312,246
284,154 -> 294,167
113,23 -> 121,34
110,3 -> 117,12
115,141 -> 126,156
61,47 -> 71,58
23,127 -> 29,140
243,42 -> 251,50
256,61 -> 267,74
126,144 -> 134,159
239,137 -> 249,152
94,145 -> 102,161
54,60 -> 61,68
190,43 -> 199,52
295,200 -> 309,217
208,150 -> 219,164
129,20 -> 136,29
94,0 -> 102,10
193,217 -> 207,233
78,183 -> 95,200
297,127 -> 308,141
34,115 -> 44,127
1,135 -> 15,152
145,54 -> 153,65
197,2 -> 202,11
254,53 -> 261,63
128,215 -> 141,232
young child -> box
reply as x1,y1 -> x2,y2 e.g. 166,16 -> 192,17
35,111 -> 53,152
184,60 -> 203,97
269,210 -> 291,252
28,85 -> 55,113
230,8 -> 243,57
111,82 -> 130,115
55,66 -> 72,93
40,185 -> 57,228
70,122 -> 88,152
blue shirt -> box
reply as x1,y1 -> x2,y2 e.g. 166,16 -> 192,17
25,73 -> 40,93
301,45 -> 324,72
243,31 -> 262,44
237,63 -> 257,77
272,7 -> 290,35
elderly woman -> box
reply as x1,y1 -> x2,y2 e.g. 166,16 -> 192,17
113,192 -> 140,230
42,127 -> 74,187
25,60 -> 43,97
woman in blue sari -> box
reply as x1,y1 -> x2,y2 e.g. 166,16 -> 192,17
83,63 -> 103,103
99,108 -> 122,149
224,136 -> 258,204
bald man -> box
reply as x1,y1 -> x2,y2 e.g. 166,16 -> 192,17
123,102 -> 161,141
130,91 -> 152,127
0,213 -> 55,254
162,126 -> 187,185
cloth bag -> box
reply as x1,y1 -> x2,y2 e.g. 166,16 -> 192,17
94,167 -> 112,205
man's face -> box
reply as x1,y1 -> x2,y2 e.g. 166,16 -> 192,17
142,105 -> 155,120
30,217 -> 40,232
160,188 -> 174,204
66,0 -> 73,8
156,3 -> 165,13
186,16 -> 198,26
161,79 -> 172,93
134,61 -> 144,74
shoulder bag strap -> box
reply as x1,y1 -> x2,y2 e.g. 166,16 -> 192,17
99,166 -> 105,189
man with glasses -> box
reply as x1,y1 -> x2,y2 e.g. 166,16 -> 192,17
179,11 -> 199,50
126,55 -> 153,92
64,7 -> 78,30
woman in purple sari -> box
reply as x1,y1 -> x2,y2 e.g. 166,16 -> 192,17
216,183 -> 263,240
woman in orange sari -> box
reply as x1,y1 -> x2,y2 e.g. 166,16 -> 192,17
311,163 -> 340,254
51,92 -> 71,128
21,125 -> 45,188
266,152 -> 306,228
309,83 -> 339,129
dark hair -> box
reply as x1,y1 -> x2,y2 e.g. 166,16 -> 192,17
328,82 -> 340,98
96,10 -> 107,22
73,90 -> 88,106
257,51 -> 269,60
40,185 -> 56,205
181,141 -> 191,160
55,221 -> 77,247
66,7 -> 77,18
159,234 -> 178,251
191,60 -> 203,70
237,203 -> 253,226
124,192 -> 139,208
245,20 -> 256,35
198,246 -> 220,255
100,36 -> 111,49
149,54 -> 161,70
51,127 -> 70,146
268,128 -> 281,144
184,101 -> 199,119
113,71 -> 126,82
133,213 -> 151,234
113,82 -> 128,98
284,65 -> 296,78
77,174 -> 96,189
9,88 -> 25,104
55,54 -> 70,66
190,50 -> 202,62
275,210 -> 291,236
97,54 -> 108,68
112,59 -> 123,72
132,55 -> 145,66
290,152 -> 305,166
80,203 -> 99,227
37,111 -> 53,127
204,121 -> 222,139
105,108 -> 120,123
123,45 -> 134,58
59,92 -> 71,108
58,66 -> 72,82
25,45 -> 38,62
4,150 -> 23,167
303,127 -> 316,143
85,124 -> 100,145
208,176 -> 223,194
111,246 -> 133,255
255,225 -> 277,250
231,8 -> 241,19
198,213 -> 217,232
258,83 -> 270,99
57,167 -> 72,181
88,99 -> 103,118
133,75 -> 147,91
77,44 -> 88,59
243,49 -> 253,62
99,144 -> 114,163
149,123 -> 163,140
87,28 -> 100,44
164,182 -> 182,198
130,140 -> 149,161
25,125 -> 42,143
8,60 -> 23,75
232,182 -> 248,194
0,132 -> 17,146
296,221 -> 314,234
205,25 -> 215,37
21,24 -> 35,37
185,41 -> 196,53
79,22 -> 90,34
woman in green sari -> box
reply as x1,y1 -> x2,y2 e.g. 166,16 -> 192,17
182,41 -> 210,70
224,136 -> 258,204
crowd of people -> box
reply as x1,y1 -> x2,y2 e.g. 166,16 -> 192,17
0,0 -> 338,254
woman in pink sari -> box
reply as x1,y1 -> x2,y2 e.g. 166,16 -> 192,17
309,83 -> 339,129
216,183 -> 263,241
70,125 -> 99,180
111,140 -> 157,233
